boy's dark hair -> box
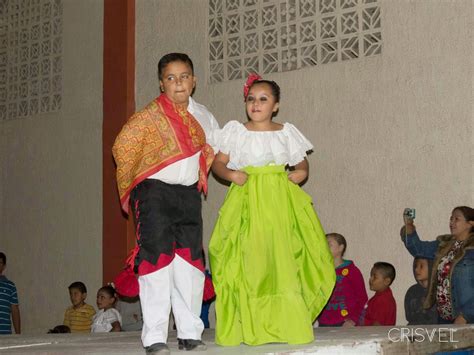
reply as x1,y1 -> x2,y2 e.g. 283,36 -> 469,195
157,53 -> 194,80
68,281 -> 87,294
48,325 -> 71,333
99,285 -> 116,299
0,252 -> 6,264
373,262 -> 396,285
326,233 -> 347,256
250,80 -> 281,103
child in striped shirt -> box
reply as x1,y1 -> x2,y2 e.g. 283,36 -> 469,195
63,281 -> 96,333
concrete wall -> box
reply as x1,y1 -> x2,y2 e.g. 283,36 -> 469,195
0,0 -> 103,333
136,0 -> 473,327
1,0 -> 470,333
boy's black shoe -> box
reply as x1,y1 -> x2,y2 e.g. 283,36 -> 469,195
177,338 -> 207,351
145,343 -> 170,354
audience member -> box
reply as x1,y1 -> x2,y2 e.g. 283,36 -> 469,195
64,281 -> 96,333
318,233 -> 368,327
404,257 -> 438,325
401,206 -> 474,324
200,251 -> 215,329
361,262 -> 396,326
116,294 -> 142,331
0,252 -> 21,334
91,285 -> 122,332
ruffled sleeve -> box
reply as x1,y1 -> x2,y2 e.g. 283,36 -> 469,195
216,120 -> 242,155
283,123 -> 314,166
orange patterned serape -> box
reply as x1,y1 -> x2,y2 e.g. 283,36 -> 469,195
112,94 -> 214,213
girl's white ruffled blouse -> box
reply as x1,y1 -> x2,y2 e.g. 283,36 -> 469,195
216,120 -> 313,170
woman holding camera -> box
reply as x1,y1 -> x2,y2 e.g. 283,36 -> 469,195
401,206 -> 474,324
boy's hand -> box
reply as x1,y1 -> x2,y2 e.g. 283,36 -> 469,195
342,319 -> 356,327
231,170 -> 248,186
288,169 -> 308,184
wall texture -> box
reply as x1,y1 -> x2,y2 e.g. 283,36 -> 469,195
136,0 -> 473,327
0,0 -> 103,333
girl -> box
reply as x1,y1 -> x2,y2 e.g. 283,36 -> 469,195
317,233 -> 368,327
209,74 -> 335,346
91,285 -> 122,332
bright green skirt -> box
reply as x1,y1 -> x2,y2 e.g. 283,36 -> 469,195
209,165 -> 335,346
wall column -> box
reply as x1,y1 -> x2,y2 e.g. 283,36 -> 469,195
103,0 -> 135,284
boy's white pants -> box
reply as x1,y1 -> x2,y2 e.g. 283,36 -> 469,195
139,254 -> 205,347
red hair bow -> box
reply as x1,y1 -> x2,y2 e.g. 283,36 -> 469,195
243,73 -> 262,100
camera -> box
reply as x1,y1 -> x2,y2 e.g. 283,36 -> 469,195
404,208 -> 416,219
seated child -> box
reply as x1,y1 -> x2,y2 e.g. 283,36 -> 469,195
63,281 -> 96,333
91,285 -> 122,332
200,251 -> 216,329
404,257 -> 438,325
200,269 -> 216,329
362,262 -> 397,326
318,233 -> 368,327
115,294 -> 143,331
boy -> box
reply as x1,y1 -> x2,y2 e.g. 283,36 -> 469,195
404,257 -> 438,325
113,53 -> 219,354
64,281 -> 96,332
362,262 -> 397,326
0,252 -> 21,334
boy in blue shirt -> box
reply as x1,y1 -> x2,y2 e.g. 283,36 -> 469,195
0,252 -> 21,334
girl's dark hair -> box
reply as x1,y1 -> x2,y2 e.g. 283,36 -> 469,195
99,285 -> 117,299
452,206 -> 474,233
326,233 -> 347,256
250,80 -> 281,103
157,53 -> 194,80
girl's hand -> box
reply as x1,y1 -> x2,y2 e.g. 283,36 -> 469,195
288,158 -> 309,184
231,170 -> 248,186
288,169 -> 308,184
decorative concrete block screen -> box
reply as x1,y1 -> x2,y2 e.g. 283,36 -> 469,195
208,0 -> 382,83
0,0 -> 62,121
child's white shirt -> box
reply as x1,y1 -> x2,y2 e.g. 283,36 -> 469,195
91,308 -> 122,333
217,120 -> 313,170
